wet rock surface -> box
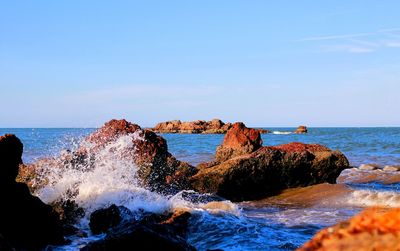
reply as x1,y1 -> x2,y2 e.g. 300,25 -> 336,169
83,205 -> 195,251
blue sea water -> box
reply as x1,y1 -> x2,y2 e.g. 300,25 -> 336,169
0,127 -> 399,250
2,127 -> 399,167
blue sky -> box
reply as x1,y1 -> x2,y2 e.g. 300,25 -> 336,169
1,1 -> 399,127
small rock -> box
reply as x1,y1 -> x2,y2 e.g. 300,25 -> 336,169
89,205 -> 123,235
359,164 -> 380,170
383,165 -> 400,172
294,125 -> 308,134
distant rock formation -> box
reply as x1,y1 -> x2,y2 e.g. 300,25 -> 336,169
191,124 -> 349,201
298,208 -> 400,251
0,134 -> 65,250
152,119 -> 269,134
294,125 -> 308,134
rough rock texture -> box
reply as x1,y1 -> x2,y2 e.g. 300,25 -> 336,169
215,122 -> 262,162
18,119 -> 196,193
295,125 -> 308,134
152,119 -> 269,134
152,119 -> 232,134
298,208 -> 400,251
0,134 -> 65,250
192,124 -> 349,201
83,206 -> 195,251
85,119 -> 197,190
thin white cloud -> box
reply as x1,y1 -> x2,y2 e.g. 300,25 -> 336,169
321,45 -> 375,54
300,28 -> 400,54
298,33 -> 374,41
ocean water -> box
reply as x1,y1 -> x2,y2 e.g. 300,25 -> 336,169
1,127 -> 400,250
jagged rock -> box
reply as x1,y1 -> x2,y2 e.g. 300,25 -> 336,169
18,119 -> 196,193
192,133 -> 349,201
83,207 -> 195,251
215,122 -> 262,162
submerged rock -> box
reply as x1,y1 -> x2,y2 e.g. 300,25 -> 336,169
383,165 -> 400,172
294,125 -> 308,134
83,206 -> 195,251
358,163 -> 380,170
0,134 -> 65,250
191,124 -> 349,201
298,208 -> 400,251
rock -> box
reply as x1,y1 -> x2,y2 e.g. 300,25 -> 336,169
358,164 -> 380,170
192,140 -> 349,202
89,205 -> 124,235
19,119 -> 196,193
383,165 -> 400,172
0,134 -> 65,250
215,122 -> 263,163
83,208 -> 195,251
52,199 -> 85,225
298,208 -> 400,251
294,125 -> 308,134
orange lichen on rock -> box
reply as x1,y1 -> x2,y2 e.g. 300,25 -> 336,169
298,207 -> 400,251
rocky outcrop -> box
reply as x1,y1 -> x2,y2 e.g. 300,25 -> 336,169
191,125 -> 349,202
152,119 -> 270,134
215,122 -> 262,162
152,119 -> 232,134
19,119 -> 197,194
85,119 -> 197,190
83,205 -> 195,251
0,134 -> 65,250
294,125 -> 308,134
298,208 -> 400,251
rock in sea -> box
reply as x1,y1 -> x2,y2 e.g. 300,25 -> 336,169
298,207 -> 400,251
191,124 -> 349,201
83,205 -> 195,251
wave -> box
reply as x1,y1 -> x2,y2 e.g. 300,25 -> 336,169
346,189 -> 400,208
272,131 -> 292,135
34,133 -> 240,219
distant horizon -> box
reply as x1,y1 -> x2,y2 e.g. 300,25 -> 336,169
1,1 -> 399,127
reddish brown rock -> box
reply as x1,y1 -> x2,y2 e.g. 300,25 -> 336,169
19,120 -> 196,194
295,125 -> 308,134
153,119 -> 234,134
215,122 -> 263,162
192,140 -> 349,202
298,208 -> 400,251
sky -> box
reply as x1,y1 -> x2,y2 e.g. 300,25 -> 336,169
1,1 -> 399,127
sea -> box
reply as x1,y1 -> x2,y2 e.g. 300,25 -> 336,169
1,127 -> 400,250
